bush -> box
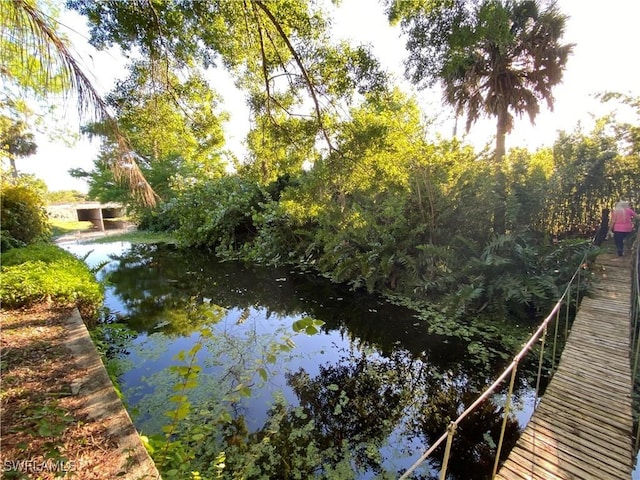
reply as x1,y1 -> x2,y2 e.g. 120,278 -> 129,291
0,244 -> 104,321
1,181 -> 51,250
170,176 -> 265,251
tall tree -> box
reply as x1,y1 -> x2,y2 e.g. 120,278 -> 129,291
0,118 -> 37,178
76,59 -> 228,204
387,0 -> 573,232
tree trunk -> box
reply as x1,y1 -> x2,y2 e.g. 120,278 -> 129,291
495,113 -> 507,165
493,112 -> 508,234
9,157 -> 18,178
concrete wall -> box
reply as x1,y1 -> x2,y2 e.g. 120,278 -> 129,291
47,203 -> 124,231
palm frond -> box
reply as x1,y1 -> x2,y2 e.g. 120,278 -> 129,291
1,0 -> 158,206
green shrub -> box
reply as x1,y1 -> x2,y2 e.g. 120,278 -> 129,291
0,244 -> 104,321
170,176 -> 265,251
0,181 -> 51,249
0,243 -> 74,266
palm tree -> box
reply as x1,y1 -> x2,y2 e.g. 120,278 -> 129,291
0,0 -> 157,205
444,1 -> 573,232
390,0 -> 573,232
441,0 -> 573,164
0,118 -> 37,178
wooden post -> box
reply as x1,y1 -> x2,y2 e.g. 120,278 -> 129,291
594,208 -> 610,246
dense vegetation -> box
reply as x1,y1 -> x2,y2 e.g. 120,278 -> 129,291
101,92 -> 637,329
2,0 -> 639,478
0,243 -> 104,320
0,175 -> 51,249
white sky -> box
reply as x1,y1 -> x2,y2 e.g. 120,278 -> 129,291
16,0 -> 640,193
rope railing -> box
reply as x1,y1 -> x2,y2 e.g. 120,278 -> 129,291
399,244 -> 594,480
631,231 -> 640,454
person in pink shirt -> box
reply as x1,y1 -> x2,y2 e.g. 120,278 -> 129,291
608,200 -> 640,256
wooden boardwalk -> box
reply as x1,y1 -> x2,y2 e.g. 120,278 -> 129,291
495,251 -> 635,479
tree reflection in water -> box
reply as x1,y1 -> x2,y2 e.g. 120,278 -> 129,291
65,242 -> 532,479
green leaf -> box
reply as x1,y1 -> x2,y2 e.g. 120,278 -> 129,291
173,351 -> 186,362
218,411 -> 233,424
200,328 -> 213,338
292,319 -> 305,333
304,325 -> 319,335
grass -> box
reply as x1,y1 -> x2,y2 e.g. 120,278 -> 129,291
49,219 -> 94,239
49,218 -> 176,245
83,231 -> 176,245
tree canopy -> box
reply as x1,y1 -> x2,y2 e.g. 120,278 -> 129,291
388,0 -> 573,161
67,0 -> 388,155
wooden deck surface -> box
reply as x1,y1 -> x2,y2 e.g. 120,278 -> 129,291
495,250 -> 635,479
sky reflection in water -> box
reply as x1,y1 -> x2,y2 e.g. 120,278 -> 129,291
62,240 -> 536,479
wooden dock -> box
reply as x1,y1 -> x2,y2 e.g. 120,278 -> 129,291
495,251 -> 635,479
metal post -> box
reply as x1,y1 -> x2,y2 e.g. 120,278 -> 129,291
631,309 -> 638,365
633,311 -> 640,381
492,361 -> 519,479
439,421 -> 457,480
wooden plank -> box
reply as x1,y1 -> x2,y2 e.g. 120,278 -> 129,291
527,410 -> 631,455
547,373 -> 631,406
566,325 -> 629,342
506,445 -> 607,480
563,336 -> 628,350
495,456 -> 562,480
546,365 -> 632,398
556,366 -> 631,392
496,250 -> 634,480
560,343 -> 631,371
515,429 -> 630,478
543,381 -> 632,429
559,352 -> 630,374
530,394 -> 631,437
519,418 -> 632,466
532,404 -> 632,451
544,375 -> 631,414
524,414 -> 632,462
554,357 -> 631,382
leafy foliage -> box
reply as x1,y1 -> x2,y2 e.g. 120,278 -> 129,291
2,0 -> 157,204
74,58 -> 228,211
0,175 -> 51,250
68,0 -> 387,159
0,116 -> 38,178
169,176 -> 266,253
46,189 -> 87,204
0,243 -> 104,320
389,0 -> 573,147
388,0 -> 573,234
153,92 -> 635,325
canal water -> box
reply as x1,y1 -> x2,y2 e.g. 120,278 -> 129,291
62,240 -> 538,479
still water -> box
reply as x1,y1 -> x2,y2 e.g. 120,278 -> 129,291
62,240 -> 538,479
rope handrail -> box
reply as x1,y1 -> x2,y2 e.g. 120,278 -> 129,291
399,241 -> 593,480
631,231 -> 640,454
